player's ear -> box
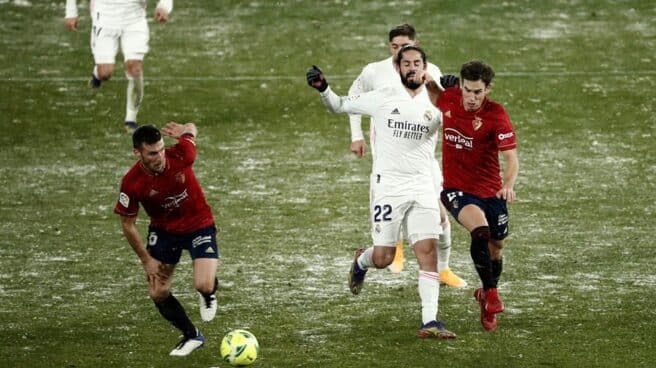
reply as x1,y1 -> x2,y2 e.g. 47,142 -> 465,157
133,148 -> 141,158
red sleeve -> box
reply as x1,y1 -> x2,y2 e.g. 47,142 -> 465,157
493,106 -> 517,151
168,136 -> 197,167
114,176 -> 139,217
436,87 -> 458,112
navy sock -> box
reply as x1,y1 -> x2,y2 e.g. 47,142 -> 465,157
470,226 -> 495,289
491,258 -> 503,288
154,293 -> 197,338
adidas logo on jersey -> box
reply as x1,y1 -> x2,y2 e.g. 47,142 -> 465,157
391,108 -> 400,114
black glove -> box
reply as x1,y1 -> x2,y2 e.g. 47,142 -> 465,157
440,74 -> 459,89
306,65 -> 328,92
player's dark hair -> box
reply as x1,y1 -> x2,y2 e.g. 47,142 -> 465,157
395,45 -> 426,66
460,60 -> 495,86
132,125 -> 161,149
389,23 -> 416,41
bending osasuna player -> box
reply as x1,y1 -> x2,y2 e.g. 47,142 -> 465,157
346,24 -> 465,287
114,123 -> 218,356
64,0 -> 173,132
307,45 -> 456,339
426,60 -> 519,332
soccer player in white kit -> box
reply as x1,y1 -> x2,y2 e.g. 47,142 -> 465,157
64,0 -> 173,132
307,45 -> 456,339
347,24 -> 466,288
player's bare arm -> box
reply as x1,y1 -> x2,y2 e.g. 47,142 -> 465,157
120,215 -> 163,280
161,122 -> 197,139
424,72 -> 442,106
497,148 -> 519,202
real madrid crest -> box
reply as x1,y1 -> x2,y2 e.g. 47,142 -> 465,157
424,110 -> 434,122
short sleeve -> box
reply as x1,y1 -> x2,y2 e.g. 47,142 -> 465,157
114,181 -> 139,217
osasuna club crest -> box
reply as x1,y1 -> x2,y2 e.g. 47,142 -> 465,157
472,116 -> 483,131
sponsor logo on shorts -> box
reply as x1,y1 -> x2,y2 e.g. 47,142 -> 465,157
192,235 -> 212,248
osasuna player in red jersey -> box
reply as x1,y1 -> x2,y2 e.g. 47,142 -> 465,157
114,122 -> 218,356
426,60 -> 519,332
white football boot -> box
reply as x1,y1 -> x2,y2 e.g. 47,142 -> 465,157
199,293 -> 217,322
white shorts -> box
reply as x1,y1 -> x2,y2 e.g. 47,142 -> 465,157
90,18 -> 149,64
370,175 -> 442,246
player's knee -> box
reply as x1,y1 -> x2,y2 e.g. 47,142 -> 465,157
96,65 -> 114,80
372,251 -> 394,269
125,61 -> 143,78
471,226 -> 491,243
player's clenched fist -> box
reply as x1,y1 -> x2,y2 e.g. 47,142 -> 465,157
306,65 -> 328,92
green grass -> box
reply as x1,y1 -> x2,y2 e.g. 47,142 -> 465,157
1,1 -> 655,367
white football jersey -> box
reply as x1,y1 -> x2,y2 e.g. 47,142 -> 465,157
347,56 -> 442,142
65,0 -> 173,27
322,85 -> 442,197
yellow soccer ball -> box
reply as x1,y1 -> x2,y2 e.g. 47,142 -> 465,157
219,329 -> 259,366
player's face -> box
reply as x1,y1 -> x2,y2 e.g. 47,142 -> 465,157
388,36 -> 415,56
136,139 -> 166,174
397,50 -> 425,90
461,79 -> 490,112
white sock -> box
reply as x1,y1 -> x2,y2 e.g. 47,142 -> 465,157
125,71 -> 143,122
437,221 -> 451,272
418,270 -> 439,325
92,65 -> 99,79
357,247 -> 375,270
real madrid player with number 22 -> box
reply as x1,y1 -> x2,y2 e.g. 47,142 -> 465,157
426,60 -> 519,332
346,24 -> 465,288
114,122 -> 219,356
307,45 -> 456,339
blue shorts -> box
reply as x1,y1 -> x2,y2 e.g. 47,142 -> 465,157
146,226 -> 219,265
440,189 -> 509,240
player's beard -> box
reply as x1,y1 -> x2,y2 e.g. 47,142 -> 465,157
400,71 -> 422,90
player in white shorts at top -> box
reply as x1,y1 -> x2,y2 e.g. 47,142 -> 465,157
307,45 -> 456,339
64,0 -> 173,133
347,24 -> 466,288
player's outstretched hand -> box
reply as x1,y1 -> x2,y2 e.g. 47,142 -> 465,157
440,74 -> 459,89
306,65 -> 328,92
162,122 -> 197,138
